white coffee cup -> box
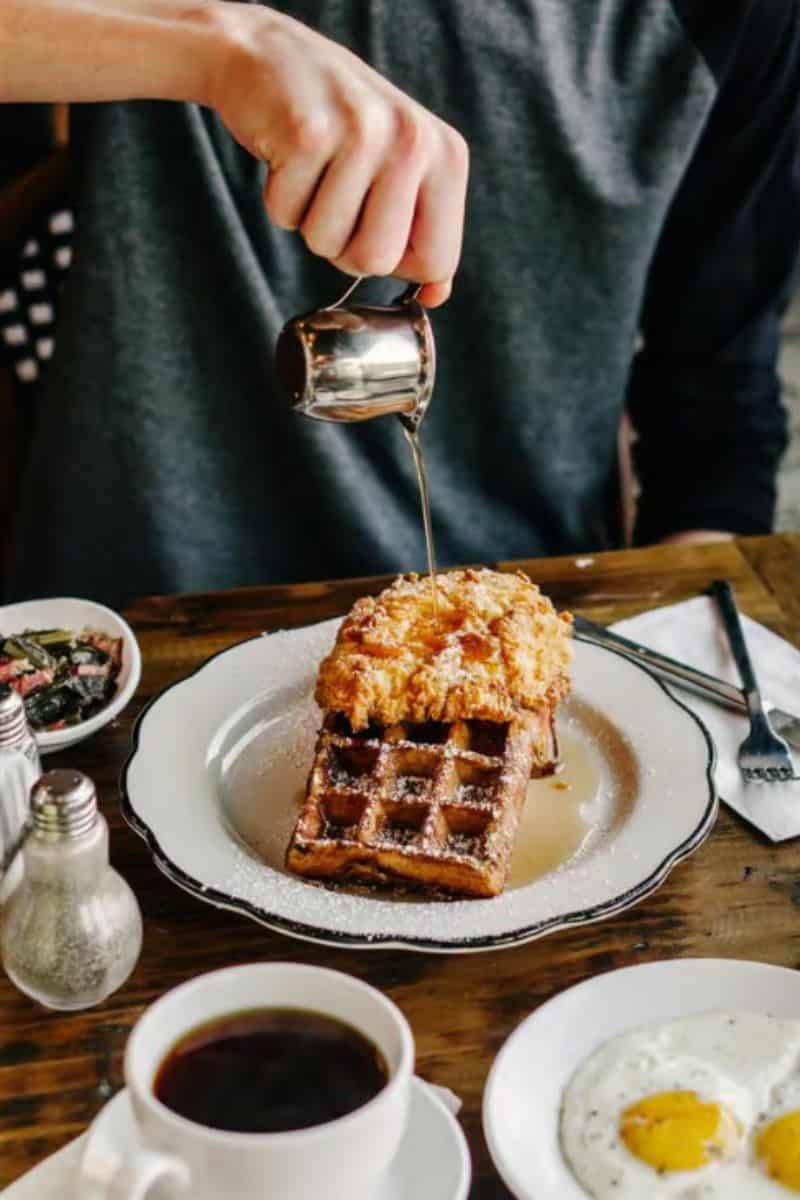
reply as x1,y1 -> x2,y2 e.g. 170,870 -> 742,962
79,962 -> 414,1200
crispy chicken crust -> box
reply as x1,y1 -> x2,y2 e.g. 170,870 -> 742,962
315,568 -> 573,730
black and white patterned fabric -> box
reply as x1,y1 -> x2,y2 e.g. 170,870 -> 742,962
0,207 -> 74,386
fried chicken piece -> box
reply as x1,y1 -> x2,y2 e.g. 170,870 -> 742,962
315,568 -> 573,730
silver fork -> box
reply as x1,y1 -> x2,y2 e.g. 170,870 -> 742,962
710,580 -> 799,783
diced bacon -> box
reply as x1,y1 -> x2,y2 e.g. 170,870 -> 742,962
47,720 -> 67,731
75,663 -> 109,677
16,668 -> 54,696
82,631 -> 122,668
0,659 -> 24,683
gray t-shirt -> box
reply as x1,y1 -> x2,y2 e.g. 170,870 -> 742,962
8,0 -> 797,605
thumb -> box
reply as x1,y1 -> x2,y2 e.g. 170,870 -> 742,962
417,279 -> 453,308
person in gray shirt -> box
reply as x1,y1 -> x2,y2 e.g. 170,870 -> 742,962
2,1 -> 799,606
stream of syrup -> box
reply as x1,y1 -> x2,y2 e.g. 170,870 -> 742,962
402,423 -> 439,622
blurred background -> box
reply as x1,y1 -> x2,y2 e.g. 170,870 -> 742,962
1,105 -> 799,594
0,105 -> 70,579
778,292 -> 800,529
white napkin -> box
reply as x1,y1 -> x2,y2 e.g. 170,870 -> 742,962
612,596 -> 800,842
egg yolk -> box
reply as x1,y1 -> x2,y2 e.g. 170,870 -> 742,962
619,1090 -> 740,1172
757,1111 -> 800,1192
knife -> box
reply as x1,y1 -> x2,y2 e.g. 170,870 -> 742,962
572,615 -> 800,751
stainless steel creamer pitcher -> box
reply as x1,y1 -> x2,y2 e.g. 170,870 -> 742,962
275,278 -> 436,428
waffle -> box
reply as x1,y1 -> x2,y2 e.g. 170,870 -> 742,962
286,707 -> 559,898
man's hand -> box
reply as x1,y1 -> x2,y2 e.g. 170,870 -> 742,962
0,0 -> 469,307
658,531 -> 735,546
204,5 -> 469,306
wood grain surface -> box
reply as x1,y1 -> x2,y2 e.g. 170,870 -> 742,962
2,535 -> 800,1197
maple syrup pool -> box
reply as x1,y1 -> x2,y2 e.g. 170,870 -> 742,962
217,695 -> 639,897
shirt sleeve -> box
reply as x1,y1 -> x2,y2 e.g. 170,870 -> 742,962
627,0 -> 800,543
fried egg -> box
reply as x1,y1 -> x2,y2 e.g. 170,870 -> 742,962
757,1067 -> 800,1192
559,1012 -> 800,1198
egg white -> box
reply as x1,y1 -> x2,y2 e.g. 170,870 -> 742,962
559,1013 -> 800,1199
760,1067 -> 800,1123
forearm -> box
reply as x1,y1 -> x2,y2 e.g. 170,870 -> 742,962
629,358 -> 789,543
658,531 -> 734,546
0,0 -> 467,300
0,0 -> 229,105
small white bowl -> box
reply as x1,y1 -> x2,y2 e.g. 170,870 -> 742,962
0,596 -> 142,754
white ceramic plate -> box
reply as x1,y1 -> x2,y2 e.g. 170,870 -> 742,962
0,596 -> 141,754
121,618 -> 715,952
483,957 -> 800,1199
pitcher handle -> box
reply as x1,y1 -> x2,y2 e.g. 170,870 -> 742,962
322,275 -> 365,310
397,283 -> 423,304
324,277 -> 422,310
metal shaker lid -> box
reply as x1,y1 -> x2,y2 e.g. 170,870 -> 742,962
0,685 -> 29,750
31,769 -> 98,839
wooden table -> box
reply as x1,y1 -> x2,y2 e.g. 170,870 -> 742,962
2,534 -> 800,1196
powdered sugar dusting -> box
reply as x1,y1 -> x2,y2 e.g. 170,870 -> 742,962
212,639 -> 646,934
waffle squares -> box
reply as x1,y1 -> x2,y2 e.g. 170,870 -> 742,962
286,709 -> 558,897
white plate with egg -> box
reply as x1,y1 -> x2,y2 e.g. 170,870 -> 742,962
121,617 -> 716,952
483,957 -> 800,1197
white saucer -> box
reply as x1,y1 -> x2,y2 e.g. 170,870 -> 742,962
3,1077 -> 470,1200
483,958 -> 800,1199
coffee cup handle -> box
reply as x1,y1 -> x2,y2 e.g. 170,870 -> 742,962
103,1149 -> 191,1199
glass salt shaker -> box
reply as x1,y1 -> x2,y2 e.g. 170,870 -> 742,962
0,685 -> 40,903
0,769 -> 143,1010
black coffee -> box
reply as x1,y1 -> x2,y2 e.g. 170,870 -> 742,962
153,1007 -> 389,1133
